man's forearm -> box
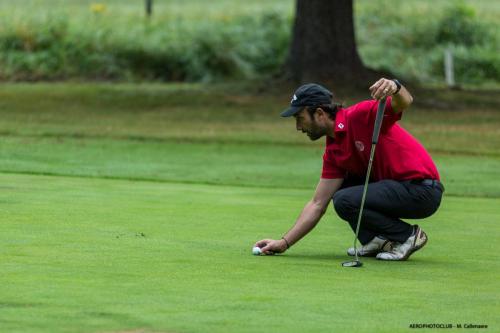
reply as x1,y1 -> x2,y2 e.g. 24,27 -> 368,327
282,200 -> 326,247
391,85 -> 413,113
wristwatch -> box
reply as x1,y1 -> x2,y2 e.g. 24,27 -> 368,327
392,79 -> 402,94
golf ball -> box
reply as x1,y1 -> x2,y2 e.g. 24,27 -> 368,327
252,246 -> 262,255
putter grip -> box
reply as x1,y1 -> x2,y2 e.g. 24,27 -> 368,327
372,97 -> 387,144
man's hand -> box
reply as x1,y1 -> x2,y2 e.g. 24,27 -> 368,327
369,78 -> 398,100
254,239 -> 287,255
370,78 -> 413,112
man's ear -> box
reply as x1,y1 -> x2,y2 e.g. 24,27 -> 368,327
314,107 -> 326,120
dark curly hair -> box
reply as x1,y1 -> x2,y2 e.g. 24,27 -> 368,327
306,103 -> 343,120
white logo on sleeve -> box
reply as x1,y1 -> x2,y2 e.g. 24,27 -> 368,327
337,123 -> 344,129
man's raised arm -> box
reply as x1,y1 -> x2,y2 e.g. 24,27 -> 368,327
369,78 -> 413,113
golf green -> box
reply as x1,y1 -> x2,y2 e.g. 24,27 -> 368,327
1,173 -> 498,332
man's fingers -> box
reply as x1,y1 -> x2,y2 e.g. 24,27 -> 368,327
375,83 -> 389,98
371,78 -> 397,99
255,239 -> 270,248
254,239 -> 281,255
260,242 -> 279,255
371,82 -> 384,98
373,80 -> 393,100
260,246 -> 274,255
369,79 -> 384,91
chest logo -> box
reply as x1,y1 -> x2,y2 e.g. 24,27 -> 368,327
355,141 -> 365,152
337,123 -> 344,129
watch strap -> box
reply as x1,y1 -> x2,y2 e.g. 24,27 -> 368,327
392,79 -> 402,94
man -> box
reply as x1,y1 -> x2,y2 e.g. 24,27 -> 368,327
254,78 -> 444,261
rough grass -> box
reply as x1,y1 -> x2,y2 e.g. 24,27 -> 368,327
0,83 -> 499,332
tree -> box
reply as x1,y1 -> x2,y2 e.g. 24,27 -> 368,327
287,0 -> 374,87
145,0 -> 153,17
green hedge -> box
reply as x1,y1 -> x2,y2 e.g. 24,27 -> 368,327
356,2 -> 500,85
0,2 -> 498,85
0,13 -> 290,81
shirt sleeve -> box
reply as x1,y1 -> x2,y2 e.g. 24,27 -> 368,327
321,149 -> 346,179
383,96 -> 402,124
354,97 -> 402,130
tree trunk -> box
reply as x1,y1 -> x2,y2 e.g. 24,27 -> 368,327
287,0 -> 370,87
145,0 -> 153,17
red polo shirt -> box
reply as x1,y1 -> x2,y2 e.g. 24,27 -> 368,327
322,97 -> 440,181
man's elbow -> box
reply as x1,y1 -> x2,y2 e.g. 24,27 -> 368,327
401,90 -> 414,109
407,94 -> 414,107
394,96 -> 413,113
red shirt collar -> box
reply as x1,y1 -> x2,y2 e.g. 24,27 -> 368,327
334,107 -> 346,133
326,108 -> 346,145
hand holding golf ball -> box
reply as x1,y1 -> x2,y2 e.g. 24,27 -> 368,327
252,238 -> 288,255
252,246 -> 262,255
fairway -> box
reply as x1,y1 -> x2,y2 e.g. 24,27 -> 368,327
1,174 -> 499,332
1,84 -> 499,332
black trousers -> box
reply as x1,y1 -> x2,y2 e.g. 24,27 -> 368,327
332,178 -> 444,244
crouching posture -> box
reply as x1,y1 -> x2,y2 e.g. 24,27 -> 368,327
254,79 -> 443,261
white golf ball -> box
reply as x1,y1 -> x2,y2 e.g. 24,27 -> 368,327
252,246 -> 262,255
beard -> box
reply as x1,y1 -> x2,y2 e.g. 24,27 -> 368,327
306,131 -> 323,141
305,123 -> 325,141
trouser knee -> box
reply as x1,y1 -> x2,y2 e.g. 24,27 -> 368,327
332,190 -> 358,221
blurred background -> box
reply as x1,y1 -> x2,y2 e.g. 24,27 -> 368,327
1,0 -> 498,87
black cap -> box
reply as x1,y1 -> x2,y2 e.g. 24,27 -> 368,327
281,83 -> 333,117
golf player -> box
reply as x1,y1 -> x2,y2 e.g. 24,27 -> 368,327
254,78 -> 444,261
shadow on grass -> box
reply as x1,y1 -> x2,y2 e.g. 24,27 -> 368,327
282,253 -> 455,270
283,252 -> 348,262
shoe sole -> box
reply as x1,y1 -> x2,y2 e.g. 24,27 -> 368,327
347,240 -> 393,257
347,251 -> 379,257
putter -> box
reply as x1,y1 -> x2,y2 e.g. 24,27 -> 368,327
342,97 -> 387,268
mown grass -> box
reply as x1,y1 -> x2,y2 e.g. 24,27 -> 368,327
1,83 -> 499,153
1,83 -> 499,199
0,83 -> 499,332
1,175 -> 499,333
1,136 -> 500,199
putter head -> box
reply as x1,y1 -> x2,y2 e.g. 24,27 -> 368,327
342,260 -> 363,268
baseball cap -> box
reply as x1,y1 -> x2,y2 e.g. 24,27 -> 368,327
280,83 -> 333,117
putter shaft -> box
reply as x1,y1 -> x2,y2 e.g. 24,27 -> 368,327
348,97 -> 387,266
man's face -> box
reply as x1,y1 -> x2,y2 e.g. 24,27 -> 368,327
294,108 -> 325,141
